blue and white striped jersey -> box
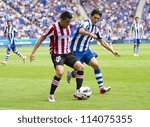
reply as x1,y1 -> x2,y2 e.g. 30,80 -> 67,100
70,19 -> 102,52
105,25 -> 112,39
131,23 -> 143,39
4,25 -> 18,44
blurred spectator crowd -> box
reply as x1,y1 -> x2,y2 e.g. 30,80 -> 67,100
0,0 -> 81,39
141,0 -> 150,38
0,0 -> 149,40
80,0 -> 140,39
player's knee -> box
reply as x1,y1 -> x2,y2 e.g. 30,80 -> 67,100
57,70 -> 64,77
73,61 -> 84,71
77,64 -> 84,71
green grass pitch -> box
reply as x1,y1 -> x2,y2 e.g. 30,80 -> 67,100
0,44 -> 150,110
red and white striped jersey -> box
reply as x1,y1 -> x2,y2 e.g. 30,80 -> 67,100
42,21 -> 72,54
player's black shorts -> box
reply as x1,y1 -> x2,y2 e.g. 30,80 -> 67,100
51,53 -> 78,68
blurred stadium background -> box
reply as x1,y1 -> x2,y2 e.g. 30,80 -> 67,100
0,0 -> 150,110
0,0 -> 149,47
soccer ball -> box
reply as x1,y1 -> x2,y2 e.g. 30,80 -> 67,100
79,86 -> 92,99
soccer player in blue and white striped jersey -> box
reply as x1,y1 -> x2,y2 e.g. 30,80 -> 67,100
104,22 -> 113,49
0,20 -> 26,65
131,17 -> 144,56
67,9 -> 120,94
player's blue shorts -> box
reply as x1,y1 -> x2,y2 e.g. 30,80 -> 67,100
72,49 -> 97,64
7,43 -> 16,52
134,39 -> 141,44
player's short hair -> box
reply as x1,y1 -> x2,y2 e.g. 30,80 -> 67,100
135,16 -> 139,20
91,9 -> 102,17
6,19 -> 12,22
6,20 -> 12,26
60,11 -> 73,20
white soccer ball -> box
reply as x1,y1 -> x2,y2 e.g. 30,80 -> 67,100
79,86 -> 92,99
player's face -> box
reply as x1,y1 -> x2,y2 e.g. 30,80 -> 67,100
60,18 -> 72,28
135,18 -> 139,23
91,14 -> 100,25
7,21 -> 12,27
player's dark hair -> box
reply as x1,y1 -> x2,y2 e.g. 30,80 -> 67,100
135,16 -> 139,20
60,11 -> 73,20
91,9 -> 102,17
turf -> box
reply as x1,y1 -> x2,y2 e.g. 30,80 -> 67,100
0,44 -> 150,110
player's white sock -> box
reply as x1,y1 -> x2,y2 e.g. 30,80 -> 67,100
94,69 -> 104,88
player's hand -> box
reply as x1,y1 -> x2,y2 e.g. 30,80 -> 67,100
112,51 -> 121,57
30,53 -> 35,62
90,33 -> 97,39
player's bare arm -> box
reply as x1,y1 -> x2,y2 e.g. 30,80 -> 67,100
4,33 -> 8,36
130,28 -> 133,38
15,33 -> 19,39
79,28 -> 97,39
141,28 -> 144,39
30,35 -> 46,62
98,39 -> 121,57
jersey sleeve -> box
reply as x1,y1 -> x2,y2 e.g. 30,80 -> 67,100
42,24 -> 54,38
78,20 -> 89,29
13,27 -> 18,34
95,27 -> 103,39
70,23 -> 73,29
3,23 -> 8,34
140,24 -> 143,30
4,27 -> 7,34
131,24 -> 134,30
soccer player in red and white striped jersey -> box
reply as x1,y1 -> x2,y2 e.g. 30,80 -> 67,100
42,18 -> 72,54
30,11 -> 84,102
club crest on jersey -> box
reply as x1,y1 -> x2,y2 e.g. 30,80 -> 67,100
56,56 -> 61,63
